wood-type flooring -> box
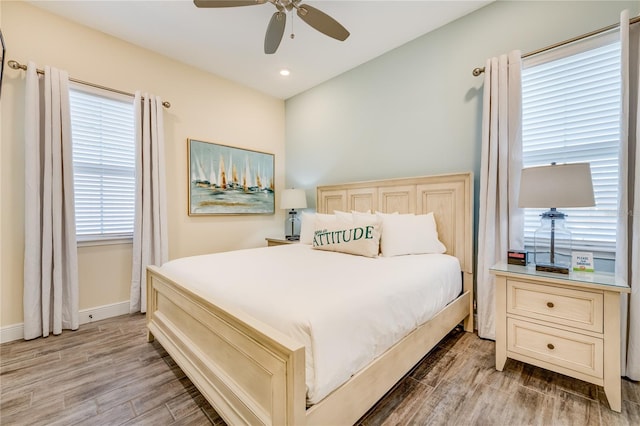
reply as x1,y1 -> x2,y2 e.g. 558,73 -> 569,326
1,314 -> 639,425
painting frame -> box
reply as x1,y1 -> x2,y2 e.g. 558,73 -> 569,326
187,139 -> 275,216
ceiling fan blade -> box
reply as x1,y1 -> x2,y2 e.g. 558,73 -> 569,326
264,11 -> 286,54
296,4 -> 349,41
193,0 -> 267,7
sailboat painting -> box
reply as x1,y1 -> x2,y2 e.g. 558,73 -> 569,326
188,139 -> 275,215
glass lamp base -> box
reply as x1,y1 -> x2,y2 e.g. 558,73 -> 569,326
285,210 -> 300,240
533,209 -> 572,275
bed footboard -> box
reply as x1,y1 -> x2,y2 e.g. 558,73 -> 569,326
146,266 -> 306,426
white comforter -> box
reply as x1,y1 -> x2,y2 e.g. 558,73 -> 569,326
160,244 -> 461,404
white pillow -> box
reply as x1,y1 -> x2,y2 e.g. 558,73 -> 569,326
312,215 -> 381,258
335,210 -> 375,221
300,212 -> 335,244
379,212 -> 446,257
352,210 -> 375,220
333,210 -> 352,220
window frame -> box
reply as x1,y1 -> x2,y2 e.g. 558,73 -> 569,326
69,83 -> 136,246
521,30 -> 621,258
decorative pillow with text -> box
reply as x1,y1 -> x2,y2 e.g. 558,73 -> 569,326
312,216 -> 381,258
300,212 -> 336,244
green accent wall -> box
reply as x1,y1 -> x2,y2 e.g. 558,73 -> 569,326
285,1 -> 639,209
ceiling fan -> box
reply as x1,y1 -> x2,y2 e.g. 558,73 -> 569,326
193,0 -> 350,54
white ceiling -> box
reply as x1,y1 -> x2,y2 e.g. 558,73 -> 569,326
29,0 -> 493,99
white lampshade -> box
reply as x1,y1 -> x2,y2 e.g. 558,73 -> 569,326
518,163 -> 595,209
280,189 -> 307,210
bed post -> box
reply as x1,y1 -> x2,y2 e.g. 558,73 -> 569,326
463,271 -> 474,332
146,268 -> 156,342
462,172 -> 474,333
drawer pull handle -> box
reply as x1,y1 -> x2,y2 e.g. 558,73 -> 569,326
547,343 -> 555,350
547,302 -> 554,308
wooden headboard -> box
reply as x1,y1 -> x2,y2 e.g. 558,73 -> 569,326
316,173 -> 474,282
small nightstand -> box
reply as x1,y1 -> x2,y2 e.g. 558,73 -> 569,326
490,262 -> 630,412
265,237 -> 299,247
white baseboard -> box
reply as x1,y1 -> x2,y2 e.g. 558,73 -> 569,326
78,300 -> 131,325
0,300 -> 130,344
0,323 -> 25,344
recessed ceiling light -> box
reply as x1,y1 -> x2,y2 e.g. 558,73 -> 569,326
280,69 -> 291,77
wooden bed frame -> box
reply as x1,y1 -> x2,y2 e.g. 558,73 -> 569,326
146,172 -> 474,425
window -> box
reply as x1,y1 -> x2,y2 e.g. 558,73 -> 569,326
69,86 -> 136,243
521,32 -> 621,254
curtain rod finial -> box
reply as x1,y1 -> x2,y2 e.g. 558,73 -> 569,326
472,67 -> 485,77
8,60 -> 26,71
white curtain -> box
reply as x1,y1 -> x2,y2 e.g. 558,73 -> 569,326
617,10 -> 640,381
23,62 -> 79,339
477,51 -> 524,340
130,92 -> 168,313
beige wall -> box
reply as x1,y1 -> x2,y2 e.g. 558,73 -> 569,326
0,1 -> 285,328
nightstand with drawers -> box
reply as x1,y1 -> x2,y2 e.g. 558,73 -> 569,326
490,262 -> 630,412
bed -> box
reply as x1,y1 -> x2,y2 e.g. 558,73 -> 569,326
146,172 -> 474,425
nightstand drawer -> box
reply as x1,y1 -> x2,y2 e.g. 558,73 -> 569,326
507,279 -> 603,333
508,318 -> 603,378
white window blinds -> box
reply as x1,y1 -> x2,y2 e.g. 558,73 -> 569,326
522,33 -> 620,253
69,86 -> 136,241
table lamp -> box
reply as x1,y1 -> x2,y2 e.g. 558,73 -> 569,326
518,162 -> 595,274
280,188 -> 307,240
